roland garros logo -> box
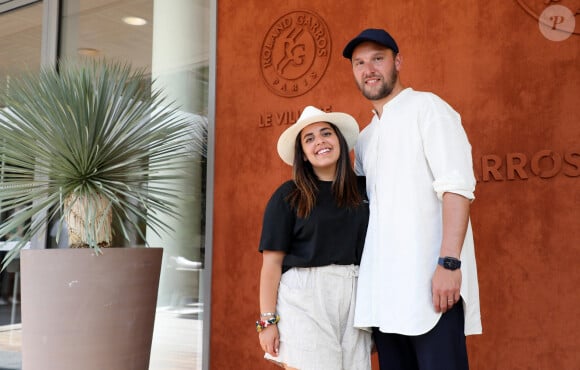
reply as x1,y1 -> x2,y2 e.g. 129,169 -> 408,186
260,10 -> 331,98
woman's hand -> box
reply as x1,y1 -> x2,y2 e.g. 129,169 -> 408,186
259,325 -> 280,357
258,251 -> 284,356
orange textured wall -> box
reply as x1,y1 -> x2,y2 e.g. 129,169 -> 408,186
211,1 -> 580,369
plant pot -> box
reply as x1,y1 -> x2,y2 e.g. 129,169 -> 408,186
20,247 -> 163,370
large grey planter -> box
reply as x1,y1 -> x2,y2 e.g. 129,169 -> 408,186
20,247 -> 163,370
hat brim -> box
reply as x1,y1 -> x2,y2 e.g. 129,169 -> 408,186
343,37 -> 371,59
277,112 -> 359,166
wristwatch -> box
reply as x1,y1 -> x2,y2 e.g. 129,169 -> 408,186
438,256 -> 461,270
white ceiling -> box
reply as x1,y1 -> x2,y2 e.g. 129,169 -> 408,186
0,0 -> 153,75
0,2 -> 43,73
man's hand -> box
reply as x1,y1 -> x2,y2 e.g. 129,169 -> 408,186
432,265 -> 461,313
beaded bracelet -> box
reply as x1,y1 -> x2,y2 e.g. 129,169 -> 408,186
260,312 -> 277,318
255,314 -> 280,332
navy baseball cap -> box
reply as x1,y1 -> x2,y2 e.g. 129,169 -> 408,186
342,28 -> 399,59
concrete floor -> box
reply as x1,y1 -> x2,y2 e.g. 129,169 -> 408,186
0,307 -> 203,370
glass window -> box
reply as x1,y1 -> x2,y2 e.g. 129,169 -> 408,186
0,1 -> 210,367
0,1 -> 43,107
61,1 -> 208,369
0,4 -> 43,369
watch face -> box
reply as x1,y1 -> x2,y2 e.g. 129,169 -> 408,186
444,259 -> 458,269
440,257 -> 461,270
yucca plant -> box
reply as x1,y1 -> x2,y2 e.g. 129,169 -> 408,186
0,59 -> 193,268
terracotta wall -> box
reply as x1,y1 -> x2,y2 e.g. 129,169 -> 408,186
211,0 -> 580,369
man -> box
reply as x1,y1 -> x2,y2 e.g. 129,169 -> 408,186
342,28 -> 482,370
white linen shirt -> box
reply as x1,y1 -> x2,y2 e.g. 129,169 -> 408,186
354,88 -> 482,335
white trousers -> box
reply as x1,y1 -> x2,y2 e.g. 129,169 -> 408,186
264,264 -> 372,370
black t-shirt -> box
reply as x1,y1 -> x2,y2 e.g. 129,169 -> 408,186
259,177 -> 369,273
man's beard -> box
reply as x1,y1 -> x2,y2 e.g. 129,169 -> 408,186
360,68 -> 398,101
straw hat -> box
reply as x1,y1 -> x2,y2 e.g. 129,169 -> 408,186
277,106 -> 359,166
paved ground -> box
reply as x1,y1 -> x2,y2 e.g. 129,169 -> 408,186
0,350 -> 20,369
0,307 -> 203,370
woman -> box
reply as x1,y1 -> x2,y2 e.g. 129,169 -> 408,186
257,106 -> 372,370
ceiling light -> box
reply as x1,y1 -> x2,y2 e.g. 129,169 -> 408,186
77,48 -> 100,56
122,16 -> 147,26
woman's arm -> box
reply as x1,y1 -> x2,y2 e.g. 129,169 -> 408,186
258,250 -> 285,357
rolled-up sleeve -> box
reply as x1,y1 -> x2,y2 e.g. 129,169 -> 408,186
420,94 -> 476,201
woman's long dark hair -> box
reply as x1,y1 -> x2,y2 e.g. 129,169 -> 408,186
286,123 -> 361,218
